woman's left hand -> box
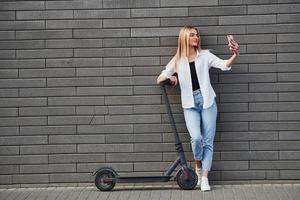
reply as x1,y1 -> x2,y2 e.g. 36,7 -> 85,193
227,35 -> 240,56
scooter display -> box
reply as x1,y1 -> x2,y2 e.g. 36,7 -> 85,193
93,79 -> 198,191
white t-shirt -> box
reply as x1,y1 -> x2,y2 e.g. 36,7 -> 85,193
159,50 -> 231,109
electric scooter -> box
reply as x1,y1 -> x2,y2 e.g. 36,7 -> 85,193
93,79 -> 198,191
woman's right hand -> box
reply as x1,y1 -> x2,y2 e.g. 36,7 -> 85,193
156,75 -> 177,86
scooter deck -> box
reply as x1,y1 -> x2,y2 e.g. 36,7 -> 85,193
113,176 -> 172,183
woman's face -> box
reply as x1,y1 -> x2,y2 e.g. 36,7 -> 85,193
188,29 -> 200,47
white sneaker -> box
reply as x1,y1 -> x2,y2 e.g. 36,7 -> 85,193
200,176 -> 211,191
195,169 -> 201,186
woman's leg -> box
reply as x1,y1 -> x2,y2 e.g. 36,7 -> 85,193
200,100 -> 217,177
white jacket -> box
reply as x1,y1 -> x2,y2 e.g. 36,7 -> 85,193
159,50 -> 231,109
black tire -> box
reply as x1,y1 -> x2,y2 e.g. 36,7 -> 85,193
176,167 -> 198,190
95,167 -> 117,191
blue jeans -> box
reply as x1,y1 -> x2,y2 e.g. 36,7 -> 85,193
183,89 -> 217,171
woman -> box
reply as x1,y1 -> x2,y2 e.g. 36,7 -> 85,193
156,26 -> 239,191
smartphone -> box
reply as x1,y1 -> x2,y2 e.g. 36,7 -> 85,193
227,35 -> 234,50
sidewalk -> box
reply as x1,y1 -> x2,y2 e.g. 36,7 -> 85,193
0,183 -> 299,200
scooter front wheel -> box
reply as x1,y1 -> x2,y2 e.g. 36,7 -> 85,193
176,167 -> 198,190
95,167 -> 116,191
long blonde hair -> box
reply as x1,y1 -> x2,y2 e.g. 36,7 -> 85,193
174,26 -> 200,71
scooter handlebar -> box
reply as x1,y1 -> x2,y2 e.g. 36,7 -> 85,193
160,78 -> 172,86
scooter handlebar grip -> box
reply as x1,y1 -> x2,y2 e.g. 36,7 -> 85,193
160,78 -> 172,86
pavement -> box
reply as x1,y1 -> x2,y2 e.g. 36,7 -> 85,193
0,182 -> 299,200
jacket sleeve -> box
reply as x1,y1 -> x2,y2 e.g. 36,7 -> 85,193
158,56 -> 176,78
208,51 -> 231,71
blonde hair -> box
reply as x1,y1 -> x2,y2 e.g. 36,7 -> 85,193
174,26 -> 200,71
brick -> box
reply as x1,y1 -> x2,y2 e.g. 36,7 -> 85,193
20,145 -> 76,155
279,73 -> 300,82
0,127 -> 19,136
46,58 -> 102,68
220,15 -> 276,25
48,116 -> 104,125
133,86 -> 161,95
105,95 -> 161,105
212,161 -> 248,170
0,69 -> 18,78
161,0 -> 217,7
19,88 -> 76,97
250,83 -> 300,92
48,97 -> 105,106
249,63 -> 300,73
13,174 -> 48,184
17,10 -> 73,20
0,31 -> 14,40
217,122 -> 249,131
131,47 -> 176,56
104,18 -> 159,28
134,143 -> 174,152
49,173 -> 91,183
77,67 -> 132,77
0,98 -> 46,107
0,165 -> 19,174
0,78 -> 45,88
108,106 -> 132,114
0,136 -> 47,146
220,131 -> 278,141
219,73 -> 276,83
280,170 -> 300,179
250,141 -> 300,150
279,112 -> 300,121
105,114 -> 161,124
46,0 -> 103,9
19,107 -> 75,116
0,89 -> 18,97
104,57 -> 160,66
277,33 -> 300,43
215,142 -> 249,151
218,34 -> 276,44
16,30 -> 72,39
222,171 -> 266,180
49,135 -> 105,144
46,39 -> 102,48
20,164 -> 76,174
162,16 -> 218,27
0,50 -> 15,59
77,86 -> 132,96
0,155 -> 48,165
103,38 -> 159,47
279,93 -> 300,101
47,77 -> 103,87
19,68 -> 75,78
77,125 -> 133,134
250,122 -> 300,131
250,161 -> 300,170
46,19 -> 102,29
248,4 -> 300,14
0,146 -> 19,155
76,106 -> 108,115
134,162 -> 173,171
0,117 -> 47,126
74,48 -> 131,58
220,93 -> 277,103
0,1 -> 44,10
219,112 -> 277,122
131,27 -> 180,37
74,9 -> 130,19
213,83 -> 248,93
279,131 -> 300,140
17,49 -> 73,59
20,126 -> 76,136
106,153 -> 162,162
278,53 -> 300,62
74,29 -> 130,38
278,13 -> 300,23
78,144 -> 133,153
0,11 -> 15,20
77,163 -> 133,173
132,8 -> 187,18
0,21 -> 44,30
247,24 -> 300,34
0,108 -> 18,117
189,6 -> 246,16
49,154 -> 105,163
103,0 -> 159,8
221,151 -> 278,160
280,151 -> 300,160
248,43 -> 300,53
0,59 -> 45,69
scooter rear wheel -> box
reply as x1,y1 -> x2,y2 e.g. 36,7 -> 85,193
95,167 -> 116,191
176,167 -> 198,190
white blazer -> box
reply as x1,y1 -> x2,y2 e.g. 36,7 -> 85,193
159,50 -> 231,109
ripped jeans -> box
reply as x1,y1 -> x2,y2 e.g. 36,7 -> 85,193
183,89 -> 217,171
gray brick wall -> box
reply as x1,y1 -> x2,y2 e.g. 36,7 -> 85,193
0,0 -> 299,186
